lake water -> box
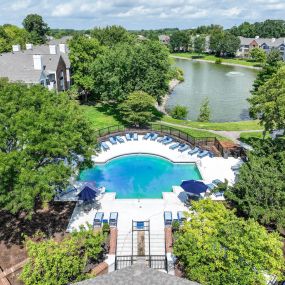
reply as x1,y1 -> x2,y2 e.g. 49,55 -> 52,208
166,59 -> 258,122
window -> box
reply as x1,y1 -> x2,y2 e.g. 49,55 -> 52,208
60,70 -> 65,90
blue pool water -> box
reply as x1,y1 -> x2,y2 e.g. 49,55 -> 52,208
79,154 -> 202,199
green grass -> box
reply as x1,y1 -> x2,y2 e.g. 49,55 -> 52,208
171,52 -> 262,68
239,131 -> 267,145
80,105 -> 120,129
80,105 -> 231,141
161,116 -> 262,131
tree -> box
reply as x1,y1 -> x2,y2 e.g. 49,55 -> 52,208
193,36 -> 205,54
69,35 -> 102,101
91,25 -> 134,47
251,49 -> 283,93
0,80 -> 95,214
170,105 -> 188,120
210,31 -> 240,56
174,199 -> 285,285
22,14 -> 49,44
197,98 -> 211,122
20,227 -> 104,285
226,139 -> 285,232
170,30 -> 189,52
0,24 -> 29,53
249,47 -> 266,63
248,65 -> 285,133
91,40 -> 170,103
118,91 -> 157,127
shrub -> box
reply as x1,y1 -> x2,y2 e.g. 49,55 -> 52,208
215,58 -> 222,64
172,220 -> 180,232
118,91 -> 157,127
197,98 -> 211,122
102,223 -> 110,235
170,105 -> 188,120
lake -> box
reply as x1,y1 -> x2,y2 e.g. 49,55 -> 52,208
166,58 -> 258,122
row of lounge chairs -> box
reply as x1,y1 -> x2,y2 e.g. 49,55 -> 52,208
93,212 -> 118,227
100,132 -> 214,158
164,211 -> 186,226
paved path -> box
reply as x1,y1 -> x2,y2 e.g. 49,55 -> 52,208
159,121 -> 262,144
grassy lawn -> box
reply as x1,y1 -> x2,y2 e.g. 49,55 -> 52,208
80,105 -> 120,129
80,105 -> 231,141
239,131 -> 266,145
171,52 -> 262,67
161,116 -> 262,131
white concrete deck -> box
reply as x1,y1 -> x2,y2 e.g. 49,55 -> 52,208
67,135 -> 240,235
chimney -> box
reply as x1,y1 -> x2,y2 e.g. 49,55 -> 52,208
12,44 -> 21,52
33,55 -> 42,70
271,38 -> 276,43
59,43 -> 66,53
26,43 -> 33,50
49,45 -> 56,55
255,36 -> 259,39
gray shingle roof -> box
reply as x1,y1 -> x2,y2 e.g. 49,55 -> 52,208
73,264 -> 201,285
0,42 -> 70,83
239,36 -> 285,47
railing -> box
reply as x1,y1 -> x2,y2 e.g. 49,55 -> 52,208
94,123 -> 245,158
95,124 -> 217,147
115,255 -> 167,271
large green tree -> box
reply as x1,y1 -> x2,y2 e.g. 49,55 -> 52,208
249,47 -> 266,63
118,91 -> 157,127
21,227 -> 104,285
69,35 -> 102,101
210,31 -> 240,56
22,14 -> 49,44
226,139 -> 285,231
0,80 -> 95,214
174,199 -> 284,285
193,35 -> 205,54
248,65 -> 285,133
91,25 -> 134,47
0,24 -> 29,53
91,40 -> 170,103
170,30 -> 189,52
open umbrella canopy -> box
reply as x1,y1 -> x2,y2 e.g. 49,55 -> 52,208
180,180 -> 208,196
77,186 -> 97,202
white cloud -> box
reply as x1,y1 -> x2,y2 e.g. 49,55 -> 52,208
52,3 -> 75,17
0,0 -> 284,29
11,0 -> 31,11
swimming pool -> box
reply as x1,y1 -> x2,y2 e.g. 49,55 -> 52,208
79,154 -> 202,199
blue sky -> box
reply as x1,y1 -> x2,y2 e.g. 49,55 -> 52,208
0,0 -> 284,30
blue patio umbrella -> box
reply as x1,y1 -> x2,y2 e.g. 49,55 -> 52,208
180,180 -> 208,196
77,186 -> 97,202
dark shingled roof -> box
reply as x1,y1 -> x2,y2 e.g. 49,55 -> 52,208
73,264 -> 201,285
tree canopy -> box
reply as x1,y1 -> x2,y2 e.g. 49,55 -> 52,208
0,24 -> 29,53
226,138 -> 285,232
0,80 -> 95,214
197,97 -> 211,122
249,47 -> 266,63
21,227 -> 104,285
22,14 -> 49,44
210,31 -> 240,56
118,91 -> 158,127
170,30 -> 189,52
229,20 -> 285,38
174,199 -> 285,285
248,65 -> 285,133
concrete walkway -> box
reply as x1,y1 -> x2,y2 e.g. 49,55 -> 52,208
159,121 -> 262,144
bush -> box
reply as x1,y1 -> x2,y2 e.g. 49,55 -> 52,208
21,227 -> 104,285
168,67 -> 184,82
118,91 -> 157,127
102,223 -> 110,235
197,98 -> 211,122
172,220 -> 180,232
170,105 -> 188,120
215,58 -> 222,64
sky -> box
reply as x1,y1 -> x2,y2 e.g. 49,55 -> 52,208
0,0 -> 284,30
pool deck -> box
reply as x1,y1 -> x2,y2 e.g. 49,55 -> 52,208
67,135 -> 240,234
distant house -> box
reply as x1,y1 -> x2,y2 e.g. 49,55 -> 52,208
159,35 -> 170,45
0,39 -> 71,92
237,36 -> 285,60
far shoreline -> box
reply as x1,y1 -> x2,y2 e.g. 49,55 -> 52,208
170,55 -> 262,70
